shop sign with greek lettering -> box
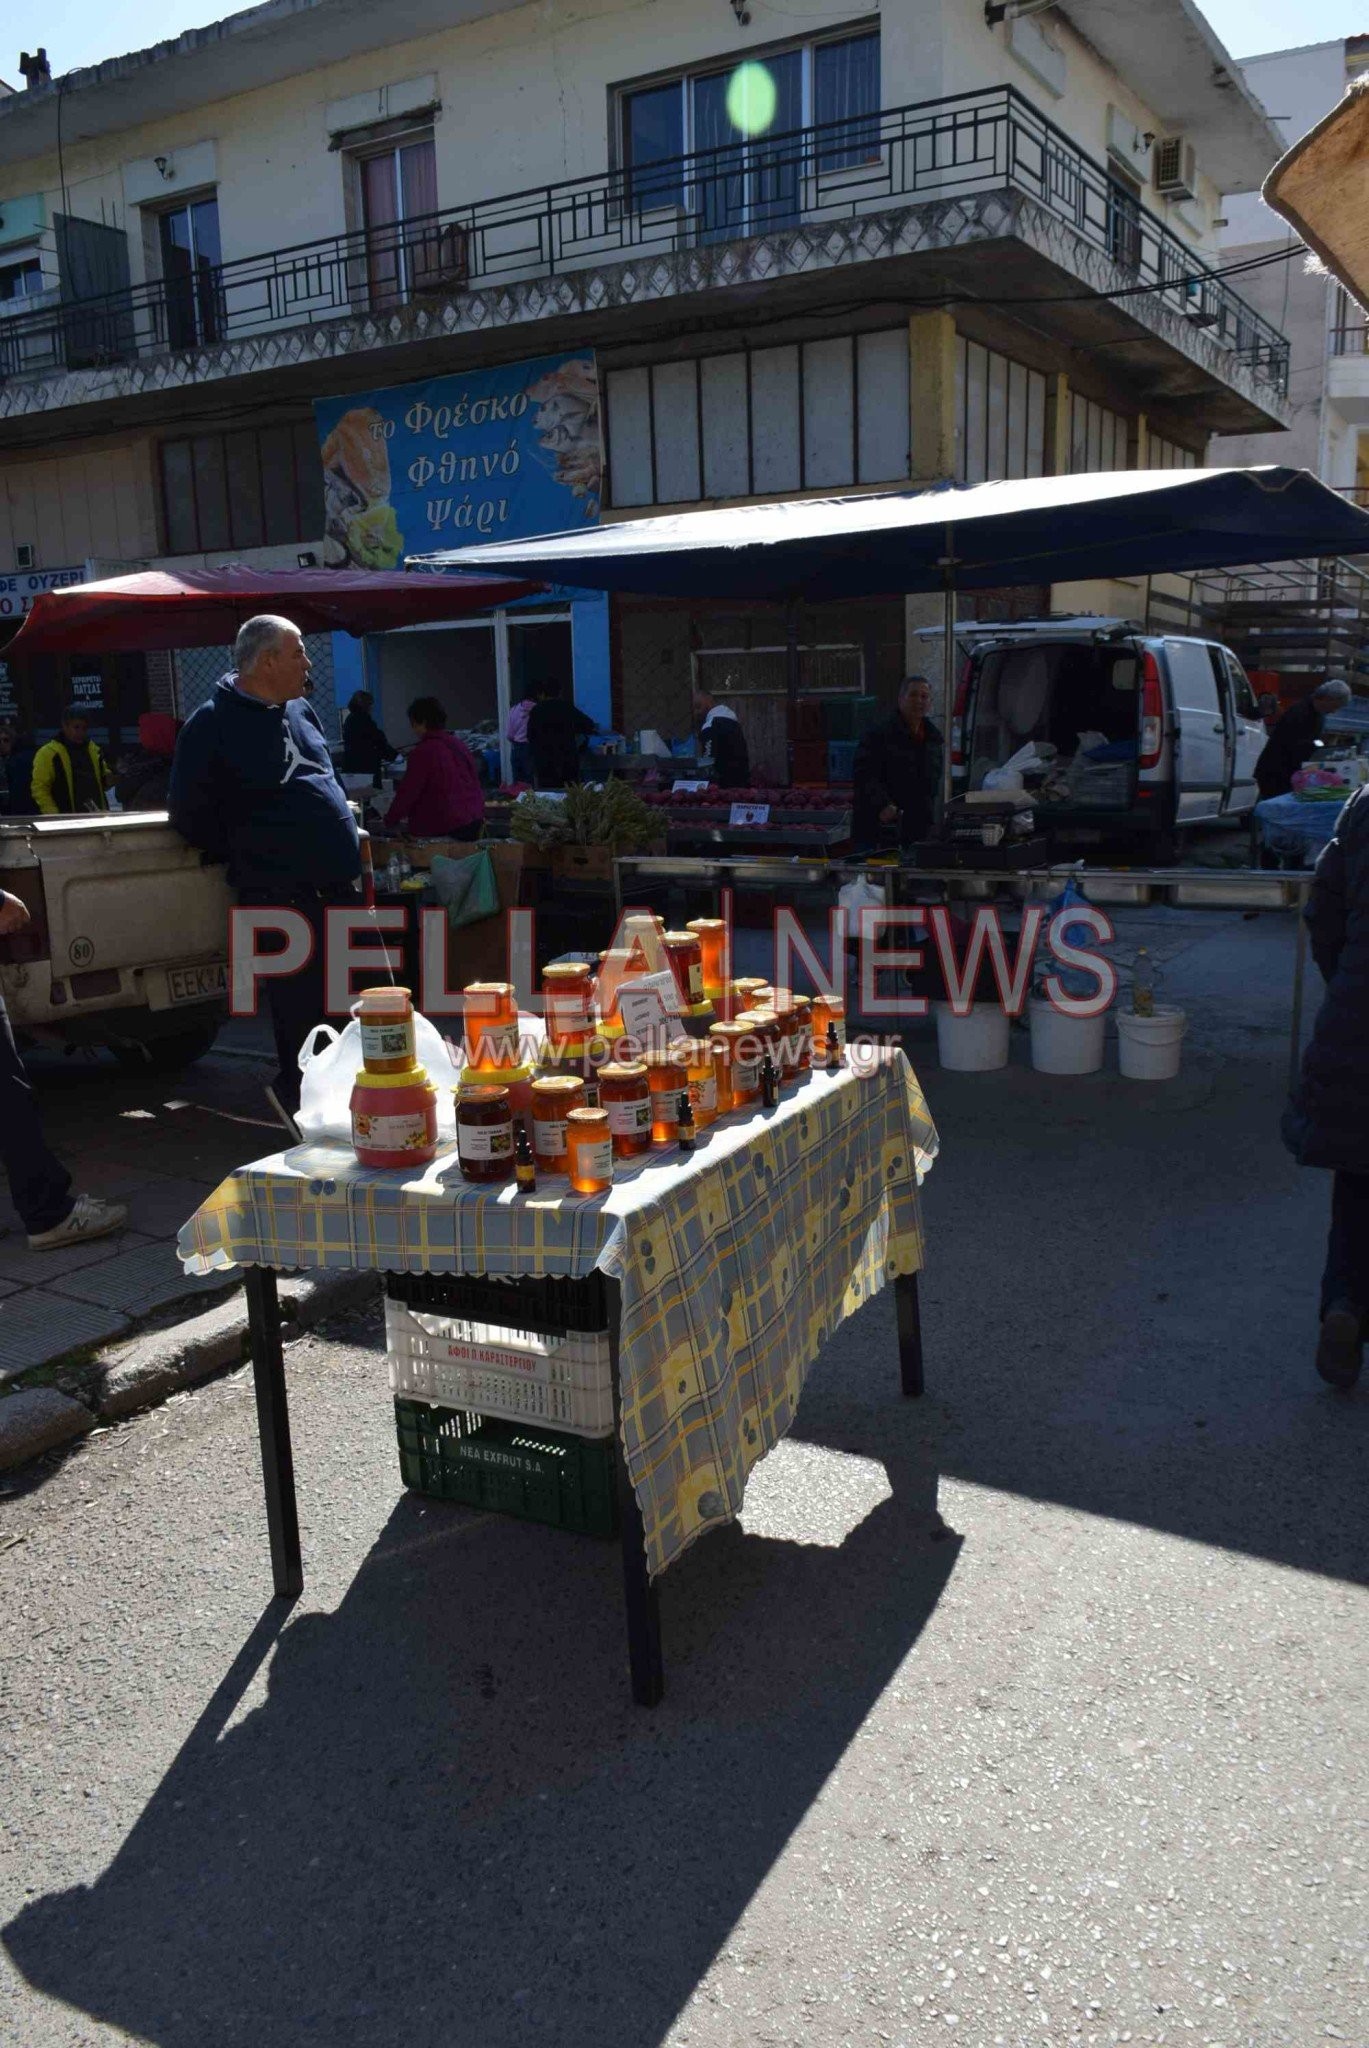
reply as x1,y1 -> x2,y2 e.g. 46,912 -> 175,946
315,352 -> 602,570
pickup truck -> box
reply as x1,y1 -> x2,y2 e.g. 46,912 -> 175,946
0,811 -> 231,1068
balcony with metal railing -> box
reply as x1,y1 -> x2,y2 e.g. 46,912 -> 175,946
0,84 -> 1289,422
1328,321 -> 1369,425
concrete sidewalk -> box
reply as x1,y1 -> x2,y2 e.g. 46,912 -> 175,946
0,1015 -> 283,1383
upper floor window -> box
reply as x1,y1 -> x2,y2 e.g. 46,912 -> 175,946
159,419 -> 323,555
157,196 -> 221,349
0,256 -> 44,306
619,28 -> 879,236
358,134 -> 440,307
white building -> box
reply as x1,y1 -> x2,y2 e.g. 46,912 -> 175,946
1213,34 -> 1369,499
0,0 -> 1289,773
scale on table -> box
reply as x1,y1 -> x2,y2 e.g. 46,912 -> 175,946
908,792 -> 1048,870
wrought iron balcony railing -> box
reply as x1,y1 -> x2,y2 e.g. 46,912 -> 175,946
1331,324 -> 1369,357
0,84 -> 1290,395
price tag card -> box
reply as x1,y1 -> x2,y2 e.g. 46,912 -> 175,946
616,969 -> 682,1041
729,803 -> 771,827
672,780 -> 710,794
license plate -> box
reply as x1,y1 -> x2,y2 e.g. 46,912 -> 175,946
165,960 -> 228,1005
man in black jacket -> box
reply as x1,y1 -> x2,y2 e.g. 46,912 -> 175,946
169,615 -> 363,1133
527,678 -> 596,788
1255,678 -> 1352,800
851,676 -> 944,848
693,686 -> 751,790
1283,782 -> 1369,1386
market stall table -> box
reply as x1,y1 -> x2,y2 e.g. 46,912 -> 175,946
178,1050 -> 937,1703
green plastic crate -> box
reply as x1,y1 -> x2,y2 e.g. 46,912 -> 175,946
393,1399 -> 619,1538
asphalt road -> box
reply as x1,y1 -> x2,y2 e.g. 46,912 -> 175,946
1,907 -> 1366,2047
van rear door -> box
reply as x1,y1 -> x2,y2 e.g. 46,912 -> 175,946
1164,639 -> 1227,822
1219,650 -> 1264,814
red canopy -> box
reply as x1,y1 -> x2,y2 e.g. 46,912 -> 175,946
5,565 -> 543,656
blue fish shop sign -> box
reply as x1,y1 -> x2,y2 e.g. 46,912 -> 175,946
315,350 -> 601,569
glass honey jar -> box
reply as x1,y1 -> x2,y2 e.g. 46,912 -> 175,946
734,1008 -> 781,1095
565,1107 -> 614,1195
811,991 -> 846,1057
686,918 -> 728,1001
456,1085 -> 515,1184
644,1047 -> 691,1146
771,992 -> 813,1081
530,1073 -> 585,1173
463,981 -> 519,1070
598,1060 -> 652,1158
662,931 -> 705,1008
684,1038 -> 717,1129
713,1021 -> 761,1110
355,985 -> 416,1075
542,961 -> 594,1041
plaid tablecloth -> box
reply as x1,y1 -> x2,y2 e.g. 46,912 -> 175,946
178,1049 -> 938,1577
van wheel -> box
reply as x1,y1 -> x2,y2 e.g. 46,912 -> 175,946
110,1024 -> 220,1072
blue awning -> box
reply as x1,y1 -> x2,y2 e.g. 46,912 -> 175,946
409,467 -> 1369,600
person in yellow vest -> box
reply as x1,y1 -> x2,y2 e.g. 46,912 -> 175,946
31,707 -> 115,815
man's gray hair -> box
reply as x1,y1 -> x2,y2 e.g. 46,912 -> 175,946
233,615 -> 298,677
1314,677 -> 1353,706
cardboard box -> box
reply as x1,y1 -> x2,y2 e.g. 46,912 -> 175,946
551,844 -> 617,885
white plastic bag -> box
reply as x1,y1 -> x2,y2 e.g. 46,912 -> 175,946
296,1012 -> 465,1144
837,876 -> 886,918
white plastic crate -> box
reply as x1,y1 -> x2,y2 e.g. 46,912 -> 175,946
384,1299 -> 615,1438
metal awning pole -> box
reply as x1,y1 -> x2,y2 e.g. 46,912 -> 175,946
940,524 -> 957,816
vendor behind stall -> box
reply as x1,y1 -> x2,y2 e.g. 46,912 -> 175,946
383,697 -> 485,839
1256,678 -> 1351,800
693,684 -> 750,789
851,675 -> 943,848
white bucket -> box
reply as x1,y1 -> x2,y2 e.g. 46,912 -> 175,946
1116,1004 -> 1186,1081
934,1002 -> 1011,1071
1028,996 -> 1106,1075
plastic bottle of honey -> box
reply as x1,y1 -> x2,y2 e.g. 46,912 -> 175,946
356,986 -> 416,1075
351,1066 -> 438,1169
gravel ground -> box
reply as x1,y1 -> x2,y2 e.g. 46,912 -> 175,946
1,907 -> 1366,2048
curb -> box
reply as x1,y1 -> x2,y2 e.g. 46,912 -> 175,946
0,1270 -> 383,1471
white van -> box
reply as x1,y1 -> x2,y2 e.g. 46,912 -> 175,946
951,618 -> 1265,861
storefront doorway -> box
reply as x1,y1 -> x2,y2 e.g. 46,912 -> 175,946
371,606 -> 574,783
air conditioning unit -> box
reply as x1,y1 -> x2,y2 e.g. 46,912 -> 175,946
1155,137 -> 1198,202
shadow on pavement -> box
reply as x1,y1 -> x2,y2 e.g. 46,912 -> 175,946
4,1419 -> 958,2048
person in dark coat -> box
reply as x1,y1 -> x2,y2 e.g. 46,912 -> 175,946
693,685 -> 751,790
851,675 -> 944,848
527,678 -> 595,788
1282,782 -> 1369,1386
340,691 -> 399,782
1255,679 -> 1352,800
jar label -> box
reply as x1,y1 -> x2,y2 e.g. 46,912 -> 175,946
533,1117 -> 569,1160
466,1024 -> 519,1068
689,1071 -> 717,1117
359,1019 -> 413,1062
458,1119 -> 514,1161
686,963 -> 703,1000
353,1109 -> 433,1154
734,1056 -> 759,1092
572,1139 -> 614,1183
606,1095 -> 652,1137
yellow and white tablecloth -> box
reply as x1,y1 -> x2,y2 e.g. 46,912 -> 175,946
178,1049 -> 938,1577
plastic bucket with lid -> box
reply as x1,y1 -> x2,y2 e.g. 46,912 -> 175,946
1028,996 -> 1105,1075
934,1003 -> 1011,1071
1116,1004 -> 1186,1081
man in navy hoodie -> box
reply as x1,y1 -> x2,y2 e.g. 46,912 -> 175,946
170,616 -> 362,1134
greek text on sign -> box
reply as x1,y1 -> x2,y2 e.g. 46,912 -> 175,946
0,566 -> 84,619
729,803 -> 771,827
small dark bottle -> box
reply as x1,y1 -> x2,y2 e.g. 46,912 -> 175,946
514,1120 -> 537,1192
760,1051 -> 780,1110
824,1030 -> 844,1073
677,1089 -> 696,1155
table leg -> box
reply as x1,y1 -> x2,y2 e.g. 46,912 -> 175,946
895,1271 -> 925,1399
608,1285 -> 663,1706
244,1266 -> 303,1600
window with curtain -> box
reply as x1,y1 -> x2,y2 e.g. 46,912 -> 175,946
359,135 -> 440,308
619,29 -> 879,235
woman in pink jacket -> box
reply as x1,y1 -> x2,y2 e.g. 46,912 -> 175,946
383,697 -> 486,839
